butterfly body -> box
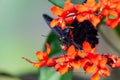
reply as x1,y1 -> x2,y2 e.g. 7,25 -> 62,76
43,14 -> 98,50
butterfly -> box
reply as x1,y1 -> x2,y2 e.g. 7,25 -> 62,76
43,14 -> 98,50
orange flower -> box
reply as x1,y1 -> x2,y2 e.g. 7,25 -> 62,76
106,17 -> 120,28
55,44 -> 90,73
91,72 -> 100,80
54,63 -> 72,74
66,45 -> 76,59
84,63 -> 98,74
100,8 -> 120,28
56,45 -> 76,63
32,43 -> 51,67
23,41 -> 120,80
99,57 -> 107,68
84,54 -> 110,80
23,43 -> 56,68
82,41 -> 97,53
98,67 -> 110,77
87,53 -> 101,64
99,0 -> 120,8
55,45 -> 79,73
112,59 -> 120,68
24,1 -> 120,79
99,0 -> 120,28
75,0 -> 101,27
50,0 -> 76,30
104,54 -> 120,68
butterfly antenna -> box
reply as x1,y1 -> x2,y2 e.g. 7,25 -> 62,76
22,57 -> 34,64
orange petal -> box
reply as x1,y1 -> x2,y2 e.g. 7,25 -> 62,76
85,65 -> 98,74
46,43 -> 51,54
99,0 -> 108,8
90,45 -> 97,53
112,59 -> 120,68
77,51 -> 87,57
75,4 -> 88,12
64,0 -> 74,11
72,61 -> 81,69
92,4 -> 100,11
110,0 -> 120,3
99,57 -> 107,68
54,64 -> 61,71
36,51 -> 44,59
82,41 -> 92,53
33,61 -> 46,68
60,19 -> 66,30
90,14 -> 101,27
51,6 -> 63,16
43,52 -> 48,60
77,14 -> 88,22
57,64 -> 69,74
67,45 -> 76,56
91,72 -> 100,80
108,10 -> 118,18
109,3 -> 117,9
47,58 -> 56,67
116,3 -> 120,12
56,56 -> 66,63
99,0 -> 108,3
99,67 -> 110,77
33,62 -> 41,68
79,59 -> 89,67
87,54 -> 101,64
106,18 -> 119,28
101,9 -> 109,16
65,17 -> 75,24
86,0 -> 96,7
50,18 -> 59,27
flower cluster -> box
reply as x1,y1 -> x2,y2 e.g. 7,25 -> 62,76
50,0 -> 120,29
23,41 -> 120,80
23,0 -> 120,80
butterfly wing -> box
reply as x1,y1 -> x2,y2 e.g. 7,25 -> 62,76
43,14 -> 68,38
43,14 -> 70,46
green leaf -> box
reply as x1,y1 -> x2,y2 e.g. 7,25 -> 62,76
39,67 -> 73,80
48,0 -> 85,8
48,0 -> 99,9
48,0 -> 65,8
100,17 -> 106,24
71,0 -> 85,4
96,0 -> 99,3
43,31 -> 62,57
114,25 -> 120,37
108,15 -> 116,19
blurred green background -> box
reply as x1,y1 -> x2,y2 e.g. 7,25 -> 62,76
0,0 -> 53,79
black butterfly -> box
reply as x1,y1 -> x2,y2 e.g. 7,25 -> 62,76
43,14 -> 98,50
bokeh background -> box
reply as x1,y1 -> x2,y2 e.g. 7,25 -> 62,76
0,0 -> 52,80
0,0 -> 120,80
